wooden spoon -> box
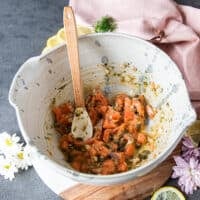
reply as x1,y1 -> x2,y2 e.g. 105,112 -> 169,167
63,7 -> 93,140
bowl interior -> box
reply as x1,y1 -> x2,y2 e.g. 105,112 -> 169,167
10,33 -> 196,180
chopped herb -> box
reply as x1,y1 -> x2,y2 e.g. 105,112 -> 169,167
120,76 -> 125,82
73,127 -> 77,132
47,149 -> 52,156
58,83 -> 67,90
143,81 -> 148,87
44,136 -> 51,140
123,63 -> 130,68
138,150 -> 150,160
98,156 -> 105,162
118,139 -> 127,151
82,125 -> 87,131
136,142 -> 142,148
127,160 -> 133,170
65,126 -> 71,133
75,109 -> 83,117
52,97 -> 56,105
136,123 -> 141,131
80,146 -> 87,152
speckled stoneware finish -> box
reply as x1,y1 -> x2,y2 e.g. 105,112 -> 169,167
9,33 -> 196,185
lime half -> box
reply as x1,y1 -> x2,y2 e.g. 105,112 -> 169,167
186,120 -> 200,146
151,186 -> 185,200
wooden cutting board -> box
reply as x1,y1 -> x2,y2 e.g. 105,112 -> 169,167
60,145 -> 181,200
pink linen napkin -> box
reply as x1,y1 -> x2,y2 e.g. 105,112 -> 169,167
70,0 -> 200,118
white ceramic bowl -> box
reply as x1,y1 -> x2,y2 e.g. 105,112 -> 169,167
9,33 -> 196,185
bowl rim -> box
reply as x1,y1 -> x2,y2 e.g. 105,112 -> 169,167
9,32 -> 197,181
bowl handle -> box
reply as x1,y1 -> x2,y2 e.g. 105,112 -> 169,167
8,56 -> 39,108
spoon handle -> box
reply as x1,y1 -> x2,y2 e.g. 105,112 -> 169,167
63,7 -> 85,107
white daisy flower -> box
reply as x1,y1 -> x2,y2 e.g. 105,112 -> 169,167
0,132 -> 22,155
13,146 -> 32,170
23,144 -> 38,161
0,155 -> 18,181
0,132 -> 34,181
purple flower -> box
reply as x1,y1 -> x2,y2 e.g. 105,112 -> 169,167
182,136 -> 200,162
172,156 -> 200,194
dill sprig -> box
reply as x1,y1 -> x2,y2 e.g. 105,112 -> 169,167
94,16 -> 117,33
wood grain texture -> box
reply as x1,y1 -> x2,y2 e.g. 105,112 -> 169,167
63,7 -> 85,107
60,145 -> 181,200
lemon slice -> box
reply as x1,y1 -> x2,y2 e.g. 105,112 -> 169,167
151,186 -> 185,200
55,25 -> 93,43
42,25 -> 94,53
77,25 -> 93,36
56,28 -> 65,42
42,46 -> 50,54
46,35 -> 60,48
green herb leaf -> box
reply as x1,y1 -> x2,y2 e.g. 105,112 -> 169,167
94,16 -> 117,33
138,150 -> 150,160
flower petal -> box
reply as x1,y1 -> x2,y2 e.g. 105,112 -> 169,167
174,156 -> 189,168
182,136 -> 194,149
189,157 -> 198,169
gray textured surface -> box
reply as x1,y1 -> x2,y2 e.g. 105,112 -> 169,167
0,0 -> 199,199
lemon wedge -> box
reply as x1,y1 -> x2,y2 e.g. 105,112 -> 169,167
151,186 -> 185,200
42,25 -> 94,53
